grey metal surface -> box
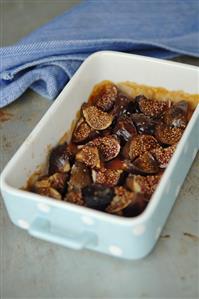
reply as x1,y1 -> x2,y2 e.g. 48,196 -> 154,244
0,1 -> 199,298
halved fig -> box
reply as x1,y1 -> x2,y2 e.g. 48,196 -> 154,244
163,101 -> 189,128
122,135 -> 159,160
82,184 -> 114,210
68,162 -> 92,191
139,96 -> 168,117
93,82 -> 118,111
72,118 -> 96,144
34,180 -> 62,200
76,145 -> 101,168
113,115 -> 137,143
106,186 -> 136,213
123,193 -> 150,217
132,152 -> 160,174
64,190 -> 84,206
155,123 -> 183,145
131,113 -> 155,135
48,172 -> 68,194
48,143 -> 70,175
151,144 -> 176,168
106,156 -> 158,175
90,136 -> 120,161
83,106 -> 113,130
93,168 -> 122,187
126,174 -> 161,195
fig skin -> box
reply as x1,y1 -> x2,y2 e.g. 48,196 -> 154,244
88,81 -> 118,111
131,113 -> 156,135
132,152 -> 160,175
72,118 -> 97,144
82,184 -> 114,211
48,143 -> 70,175
123,193 -> 150,217
163,101 -> 189,128
113,115 -> 137,143
95,82 -> 118,112
68,162 -> 92,191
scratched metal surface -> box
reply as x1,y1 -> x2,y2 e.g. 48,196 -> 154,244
0,1 -> 199,299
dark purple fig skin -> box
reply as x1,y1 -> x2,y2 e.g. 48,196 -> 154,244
112,94 -> 131,118
113,115 -> 137,143
122,153 -> 159,175
123,193 -> 150,217
82,184 -> 114,211
163,101 -> 188,128
131,113 -> 155,135
48,143 -> 70,175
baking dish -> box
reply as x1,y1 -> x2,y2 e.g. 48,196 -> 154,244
1,51 -> 199,260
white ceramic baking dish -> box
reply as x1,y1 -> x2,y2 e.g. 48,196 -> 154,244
1,51 -> 199,259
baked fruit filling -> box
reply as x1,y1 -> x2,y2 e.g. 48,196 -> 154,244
27,80 -> 195,217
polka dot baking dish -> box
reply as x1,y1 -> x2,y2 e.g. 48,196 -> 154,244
1,51 -> 199,259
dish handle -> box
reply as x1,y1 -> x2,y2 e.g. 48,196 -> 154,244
28,217 -> 97,250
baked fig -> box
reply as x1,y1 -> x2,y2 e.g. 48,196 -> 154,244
112,93 -> 131,117
132,152 -> 160,174
151,144 -> 176,168
123,193 -> 150,217
122,135 -> 159,160
113,115 -> 137,142
66,142 -> 78,159
72,118 -> 96,144
83,105 -> 113,130
89,136 -> 120,161
126,174 -> 161,195
48,143 -> 70,175
139,96 -> 168,117
106,186 -> 136,213
82,184 -> 114,210
76,145 -> 101,168
93,168 -> 122,187
163,101 -> 189,128
155,123 -> 183,145
68,162 -> 92,191
131,113 -> 155,135
94,82 -> 118,111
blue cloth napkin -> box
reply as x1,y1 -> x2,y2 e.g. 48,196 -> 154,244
0,0 -> 199,108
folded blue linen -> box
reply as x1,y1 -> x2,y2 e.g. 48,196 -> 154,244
0,0 -> 198,108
